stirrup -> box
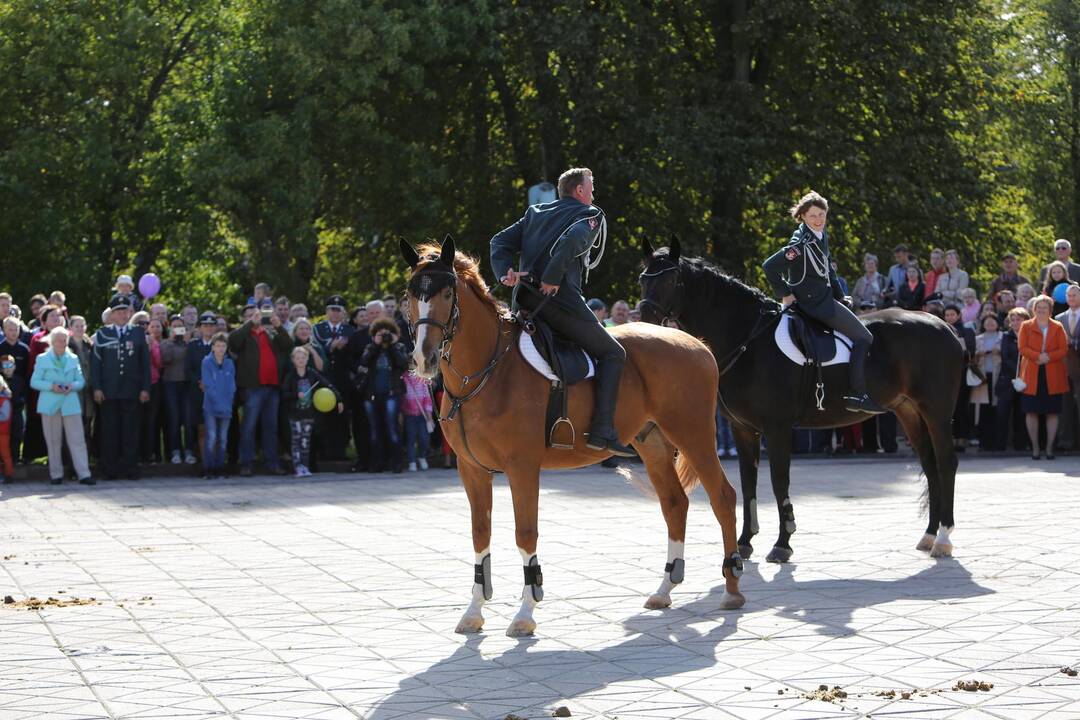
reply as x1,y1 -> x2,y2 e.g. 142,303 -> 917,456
844,393 -> 886,415
549,417 -> 575,450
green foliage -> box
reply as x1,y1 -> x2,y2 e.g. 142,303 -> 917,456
0,0 -> 1077,321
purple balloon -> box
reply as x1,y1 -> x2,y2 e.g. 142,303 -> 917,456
138,273 -> 161,299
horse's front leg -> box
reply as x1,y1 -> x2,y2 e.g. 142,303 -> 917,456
506,464 -> 542,637
763,428 -> 796,564
732,426 -> 762,559
455,461 -> 493,634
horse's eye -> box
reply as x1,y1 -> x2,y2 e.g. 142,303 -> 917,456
443,288 -> 452,299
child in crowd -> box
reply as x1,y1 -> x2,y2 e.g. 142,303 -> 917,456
200,333 -> 235,479
401,370 -> 433,471
248,282 -> 271,308
0,374 -> 13,483
1,354 -> 25,470
281,346 -> 342,477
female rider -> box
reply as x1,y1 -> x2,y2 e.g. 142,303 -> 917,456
762,191 -> 884,414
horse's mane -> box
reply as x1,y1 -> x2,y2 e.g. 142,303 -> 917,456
677,254 -> 779,311
416,243 -> 511,319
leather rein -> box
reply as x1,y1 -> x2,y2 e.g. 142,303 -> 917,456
409,265 -> 512,474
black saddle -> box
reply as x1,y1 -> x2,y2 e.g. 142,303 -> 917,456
528,317 -> 592,386
787,307 -> 840,364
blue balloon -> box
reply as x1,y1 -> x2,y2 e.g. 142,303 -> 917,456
1053,282 -> 1070,305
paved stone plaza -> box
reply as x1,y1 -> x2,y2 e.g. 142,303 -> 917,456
1,455 -> 1078,719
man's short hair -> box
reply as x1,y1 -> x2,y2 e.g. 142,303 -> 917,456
254,282 -> 271,292
893,244 -> 909,254
382,294 -> 396,303
274,296 -> 290,306
2,317 -> 18,330
944,304 -> 962,315
1055,239 -> 1071,250
211,332 -> 229,346
557,167 -> 593,198
1002,252 -> 1017,261
0,293 -> 10,302
365,299 -> 385,313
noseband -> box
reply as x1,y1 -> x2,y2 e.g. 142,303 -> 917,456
638,262 -> 684,325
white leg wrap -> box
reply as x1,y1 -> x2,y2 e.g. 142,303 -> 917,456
507,548 -> 540,636
646,539 -> 683,609
930,524 -> 954,558
455,548 -> 488,634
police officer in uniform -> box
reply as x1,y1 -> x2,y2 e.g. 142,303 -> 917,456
763,191 -> 884,414
90,297 -> 151,478
313,295 -> 355,461
490,167 -> 634,456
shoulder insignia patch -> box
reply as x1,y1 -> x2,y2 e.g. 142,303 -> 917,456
785,246 -> 801,261
587,218 -> 598,230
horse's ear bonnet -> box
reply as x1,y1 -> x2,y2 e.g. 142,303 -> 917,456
406,236 -> 458,302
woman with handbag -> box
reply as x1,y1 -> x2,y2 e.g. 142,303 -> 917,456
1017,295 -> 1069,459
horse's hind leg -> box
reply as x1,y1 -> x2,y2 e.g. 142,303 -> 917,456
677,438 -> 745,609
505,462 -> 543,637
762,427 -> 796,564
634,431 -> 688,609
455,461 -> 494,634
894,401 -> 941,553
732,425 -> 762,559
923,404 -> 959,557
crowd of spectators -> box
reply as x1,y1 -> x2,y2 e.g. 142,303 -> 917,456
2,241 -> 1075,486
838,238 -> 1080,459
0,277 -> 442,485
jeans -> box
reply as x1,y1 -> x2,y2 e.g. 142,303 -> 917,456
203,412 -> 230,471
403,414 -> 430,463
163,381 -> 195,455
364,394 -> 401,468
715,408 -> 734,453
239,386 -> 281,469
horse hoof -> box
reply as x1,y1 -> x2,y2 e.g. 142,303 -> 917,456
719,591 -> 746,610
644,593 -> 672,610
765,546 -> 792,564
930,543 -> 953,558
505,617 -> 537,637
455,614 -> 484,634
916,533 -> 935,553
738,544 -> 754,560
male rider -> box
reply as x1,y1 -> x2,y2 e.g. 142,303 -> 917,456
490,167 -> 634,456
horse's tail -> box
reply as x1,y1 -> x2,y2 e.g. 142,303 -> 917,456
616,465 -> 657,499
675,451 -> 701,495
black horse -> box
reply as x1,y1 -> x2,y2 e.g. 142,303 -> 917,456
639,238 -> 964,561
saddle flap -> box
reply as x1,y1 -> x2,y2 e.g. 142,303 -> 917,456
522,317 -> 594,386
788,310 -> 839,364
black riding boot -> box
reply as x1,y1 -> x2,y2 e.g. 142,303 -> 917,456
844,340 -> 886,414
586,358 -> 636,457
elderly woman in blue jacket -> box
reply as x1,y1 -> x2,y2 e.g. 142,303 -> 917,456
30,327 -> 93,485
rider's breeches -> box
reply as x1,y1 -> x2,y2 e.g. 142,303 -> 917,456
818,300 -> 873,345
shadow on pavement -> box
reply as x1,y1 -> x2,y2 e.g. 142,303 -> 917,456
367,559 -> 992,717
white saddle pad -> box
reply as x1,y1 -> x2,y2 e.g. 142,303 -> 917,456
519,332 -> 595,382
774,314 -> 851,367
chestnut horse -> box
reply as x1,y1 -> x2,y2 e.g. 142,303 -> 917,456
400,235 -> 745,637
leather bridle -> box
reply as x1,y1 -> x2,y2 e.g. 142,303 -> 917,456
638,262 -> 684,326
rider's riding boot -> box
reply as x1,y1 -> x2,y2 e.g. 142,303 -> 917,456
586,356 -> 636,458
844,340 -> 886,414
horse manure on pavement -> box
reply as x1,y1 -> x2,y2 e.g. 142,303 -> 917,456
1061,667 -> 1078,677
953,680 -> 994,692
553,707 -> 572,717
3,595 -> 100,610
804,685 -> 848,703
